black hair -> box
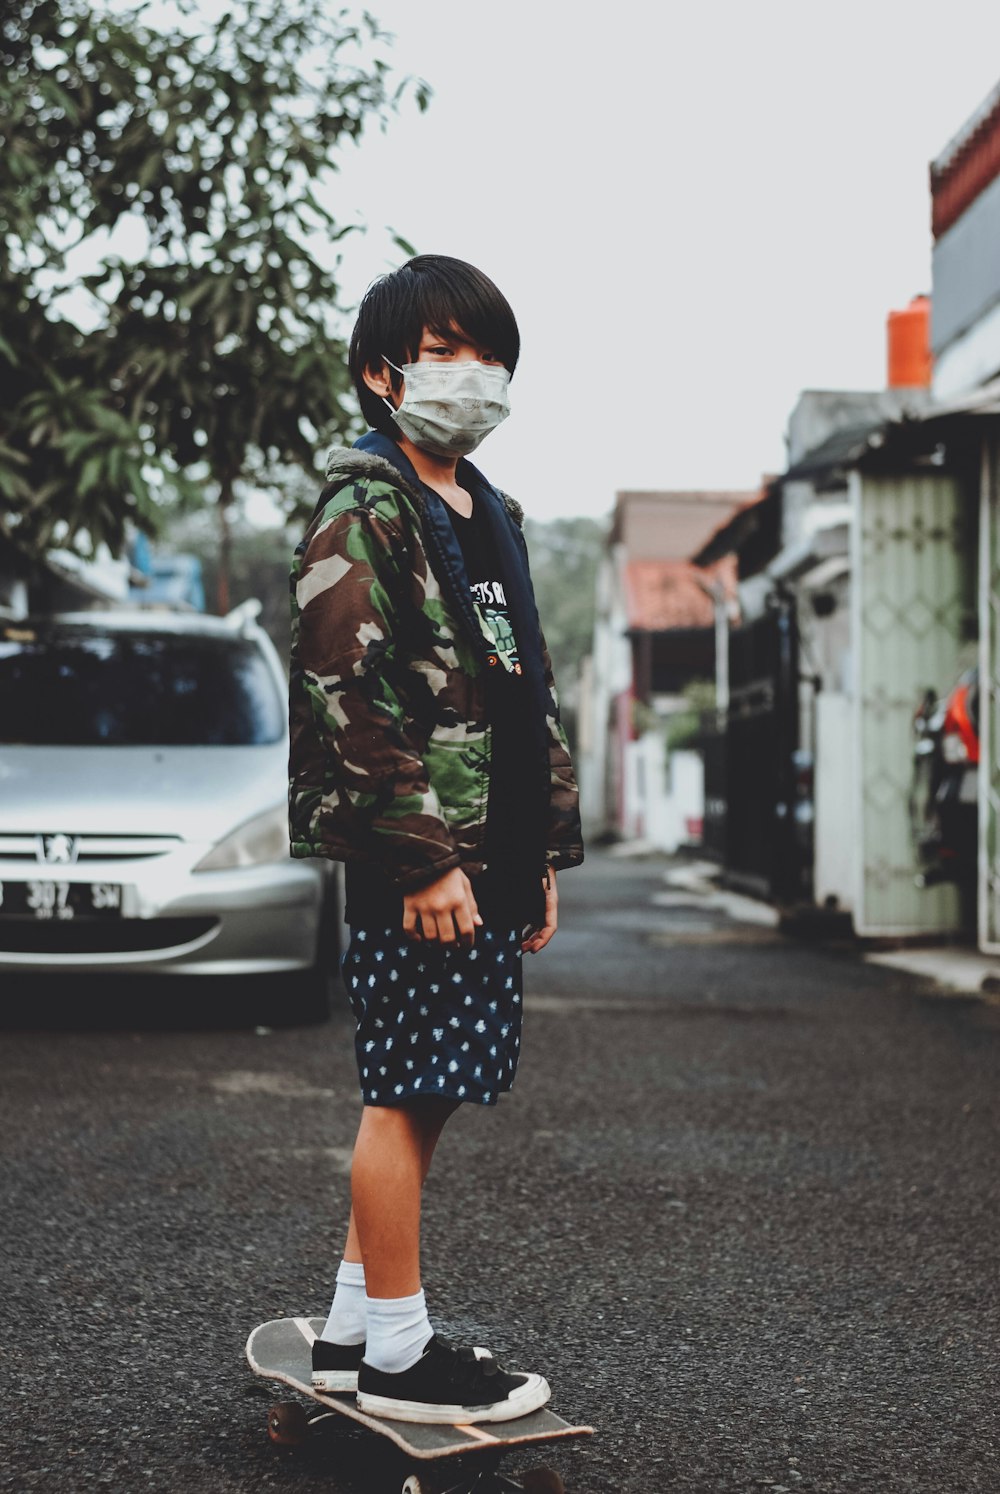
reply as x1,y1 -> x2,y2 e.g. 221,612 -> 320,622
349,255 -> 520,439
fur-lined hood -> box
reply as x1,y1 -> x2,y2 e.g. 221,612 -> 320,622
324,442 -> 525,528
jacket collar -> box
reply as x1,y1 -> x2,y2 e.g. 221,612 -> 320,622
325,433 -> 548,718
343,432 -> 525,526
348,433 -> 509,669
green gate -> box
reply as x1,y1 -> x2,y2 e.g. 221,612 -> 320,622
852,470 -> 967,936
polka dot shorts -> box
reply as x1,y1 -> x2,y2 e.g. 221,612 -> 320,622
342,923 -> 523,1107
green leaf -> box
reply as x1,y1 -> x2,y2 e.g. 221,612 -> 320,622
78,455 -> 104,498
388,228 -> 418,259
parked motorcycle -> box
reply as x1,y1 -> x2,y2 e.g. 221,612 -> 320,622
911,667 -> 979,899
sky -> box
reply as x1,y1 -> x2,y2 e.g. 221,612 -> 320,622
315,0 -> 1000,521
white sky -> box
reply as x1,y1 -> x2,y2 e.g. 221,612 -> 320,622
317,0 -> 1000,521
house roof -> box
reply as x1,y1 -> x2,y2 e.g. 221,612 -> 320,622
918,373 -> 1000,419
610,488 -> 754,561
782,420 -> 886,480
624,557 -> 736,631
931,77 -> 1000,239
691,487 -> 777,570
933,78 -> 1000,175
691,424 -> 889,573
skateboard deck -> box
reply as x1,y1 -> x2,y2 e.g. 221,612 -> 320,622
246,1316 -> 592,1488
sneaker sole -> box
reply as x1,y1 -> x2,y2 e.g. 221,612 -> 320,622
311,1371 -> 360,1394
356,1372 -> 550,1425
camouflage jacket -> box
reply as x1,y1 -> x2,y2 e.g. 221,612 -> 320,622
288,433 -> 584,891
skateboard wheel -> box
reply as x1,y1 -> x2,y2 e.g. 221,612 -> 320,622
401,1477 -> 426,1494
267,1400 -> 310,1446
520,1469 -> 566,1494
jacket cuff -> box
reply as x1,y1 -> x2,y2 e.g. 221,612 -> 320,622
545,847 -> 585,870
391,851 -> 463,893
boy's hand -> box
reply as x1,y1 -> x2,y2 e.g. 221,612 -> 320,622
522,868 -> 557,954
403,867 -> 483,948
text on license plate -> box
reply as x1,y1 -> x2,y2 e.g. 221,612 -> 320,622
0,881 -> 124,920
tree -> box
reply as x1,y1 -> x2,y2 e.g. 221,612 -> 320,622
0,0 -> 426,608
165,503 -> 295,668
522,515 -> 605,751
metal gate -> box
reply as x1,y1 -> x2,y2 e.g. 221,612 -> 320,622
725,598 -> 802,901
695,599 -> 802,900
979,433 -> 1000,950
851,470 -> 967,936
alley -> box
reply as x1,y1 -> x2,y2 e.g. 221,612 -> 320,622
2,849 -> 998,1493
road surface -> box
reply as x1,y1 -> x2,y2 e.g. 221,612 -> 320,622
2,849 -> 998,1492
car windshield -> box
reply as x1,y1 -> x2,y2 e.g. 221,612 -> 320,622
0,625 -> 284,746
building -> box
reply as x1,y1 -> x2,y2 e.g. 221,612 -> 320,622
930,80 -> 1000,398
580,487 -> 752,848
688,75 -> 1000,941
694,378 -> 936,909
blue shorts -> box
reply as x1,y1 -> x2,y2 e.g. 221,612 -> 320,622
341,923 -> 523,1106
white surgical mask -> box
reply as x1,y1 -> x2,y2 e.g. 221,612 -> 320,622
382,355 -> 511,456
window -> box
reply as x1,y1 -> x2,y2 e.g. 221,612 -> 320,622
0,627 -> 284,746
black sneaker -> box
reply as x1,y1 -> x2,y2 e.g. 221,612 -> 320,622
356,1334 -> 550,1424
311,1337 -> 365,1393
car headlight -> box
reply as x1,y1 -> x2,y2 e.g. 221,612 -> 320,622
193,805 -> 289,871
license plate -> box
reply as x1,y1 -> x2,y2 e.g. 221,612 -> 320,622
0,880 -> 124,920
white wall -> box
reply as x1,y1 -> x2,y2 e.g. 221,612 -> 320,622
625,733 -> 704,852
932,298 -> 1000,398
579,540 -> 637,836
813,691 -> 854,911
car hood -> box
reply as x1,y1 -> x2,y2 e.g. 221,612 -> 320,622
0,744 -> 288,842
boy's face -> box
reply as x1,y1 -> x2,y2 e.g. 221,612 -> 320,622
363,323 -> 505,403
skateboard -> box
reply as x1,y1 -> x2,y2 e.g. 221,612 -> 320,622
246,1316 -> 593,1494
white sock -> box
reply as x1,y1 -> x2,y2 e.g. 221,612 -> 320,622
364,1289 -> 433,1374
320,1259 -> 367,1346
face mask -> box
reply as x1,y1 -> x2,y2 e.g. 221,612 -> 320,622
382,355 -> 511,456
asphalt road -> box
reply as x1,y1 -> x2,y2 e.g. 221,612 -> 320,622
2,849 -> 999,1493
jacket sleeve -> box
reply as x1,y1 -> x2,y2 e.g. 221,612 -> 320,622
295,499 -> 461,890
539,629 -> 585,870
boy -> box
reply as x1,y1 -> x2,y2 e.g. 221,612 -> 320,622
288,255 -> 583,1424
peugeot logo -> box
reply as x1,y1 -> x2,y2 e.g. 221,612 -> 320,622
36,833 -> 79,865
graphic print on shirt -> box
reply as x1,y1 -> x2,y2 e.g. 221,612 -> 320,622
470,578 -> 520,673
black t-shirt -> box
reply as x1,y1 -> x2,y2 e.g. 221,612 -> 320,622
450,496 -> 522,675
344,487 -> 544,930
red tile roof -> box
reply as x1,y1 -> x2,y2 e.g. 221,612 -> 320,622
932,78 -> 1000,239
624,556 -> 737,631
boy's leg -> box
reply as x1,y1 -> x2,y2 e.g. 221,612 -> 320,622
340,1096 -> 458,1265
350,1098 -> 458,1297
314,1100 -> 458,1382
321,1099 -> 458,1346
336,1102 -> 550,1424
347,1100 -> 460,1375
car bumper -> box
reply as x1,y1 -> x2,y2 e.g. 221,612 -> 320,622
0,854 -> 328,975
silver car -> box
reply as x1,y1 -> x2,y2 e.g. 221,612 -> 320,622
0,605 -> 337,1022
